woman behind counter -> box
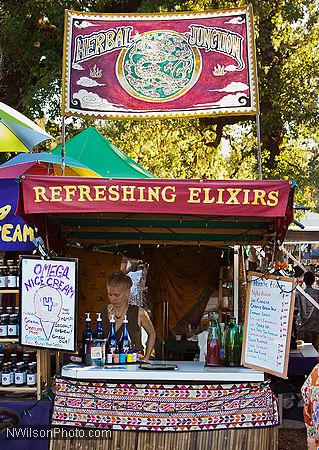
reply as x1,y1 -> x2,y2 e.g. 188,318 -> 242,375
101,270 -> 156,360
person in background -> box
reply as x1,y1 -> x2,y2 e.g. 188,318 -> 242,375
295,271 -> 319,350
301,363 -> 319,450
126,261 -> 146,306
101,270 -> 156,360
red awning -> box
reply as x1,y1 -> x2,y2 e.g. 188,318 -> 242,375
18,176 -> 295,249
20,176 -> 293,217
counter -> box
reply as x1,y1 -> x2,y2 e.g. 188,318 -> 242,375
61,360 -> 265,382
51,361 -> 278,450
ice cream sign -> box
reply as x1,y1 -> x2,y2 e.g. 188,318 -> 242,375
20,257 -> 78,351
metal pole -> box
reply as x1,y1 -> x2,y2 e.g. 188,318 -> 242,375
233,245 -> 239,323
61,115 -> 66,176
256,114 -> 262,180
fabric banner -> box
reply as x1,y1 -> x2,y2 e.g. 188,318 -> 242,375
144,247 -> 222,339
0,179 -> 35,251
52,378 -> 278,431
62,6 -> 258,119
20,176 -> 292,218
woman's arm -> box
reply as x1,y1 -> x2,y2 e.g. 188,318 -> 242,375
138,308 -> 156,360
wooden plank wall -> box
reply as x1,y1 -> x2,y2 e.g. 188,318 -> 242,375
50,427 -> 278,450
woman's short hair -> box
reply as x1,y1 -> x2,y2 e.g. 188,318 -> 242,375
304,271 -> 315,286
107,270 -> 132,290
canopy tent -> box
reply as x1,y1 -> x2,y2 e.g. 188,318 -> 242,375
18,176 -> 295,251
17,175 -> 295,339
51,127 -> 155,179
286,212 -> 319,242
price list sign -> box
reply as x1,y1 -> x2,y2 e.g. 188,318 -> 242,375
242,272 -> 295,378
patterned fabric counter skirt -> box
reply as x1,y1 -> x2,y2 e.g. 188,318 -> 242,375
51,377 -> 279,432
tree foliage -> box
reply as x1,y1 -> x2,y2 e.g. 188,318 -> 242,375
0,0 -> 318,208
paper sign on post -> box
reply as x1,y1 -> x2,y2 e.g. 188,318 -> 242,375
19,256 -> 78,352
242,272 -> 295,378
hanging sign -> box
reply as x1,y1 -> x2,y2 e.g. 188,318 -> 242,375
242,272 -> 295,378
62,6 -> 258,119
0,180 -> 35,251
19,256 -> 78,352
21,177 -> 292,218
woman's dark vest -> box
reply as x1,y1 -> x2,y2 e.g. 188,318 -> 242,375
100,304 -> 143,353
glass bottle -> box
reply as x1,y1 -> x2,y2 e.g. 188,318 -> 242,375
239,321 -> 244,365
8,314 -> 18,337
7,262 -> 16,288
95,312 -> 104,339
0,314 -> 8,337
119,315 -> 131,358
206,318 -> 221,366
22,353 -> 30,365
10,353 -> 18,368
119,347 -> 126,364
82,312 -> 93,365
14,265 -> 19,288
0,266 -> 8,288
112,345 -> 120,364
225,318 -> 240,366
2,363 -> 11,386
14,362 -> 25,386
220,322 -> 226,365
26,363 -> 37,386
131,343 -> 138,363
106,345 -> 113,364
8,362 -> 14,384
106,315 -> 118,362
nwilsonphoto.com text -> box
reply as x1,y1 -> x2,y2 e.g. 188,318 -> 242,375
4,426 -> 112,440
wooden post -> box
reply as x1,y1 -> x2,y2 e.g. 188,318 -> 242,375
37,349 -> 51,399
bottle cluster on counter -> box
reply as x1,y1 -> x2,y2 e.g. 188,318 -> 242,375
82,312 -> 138,366
206,314 -> 244,367
0,349 -> 37,387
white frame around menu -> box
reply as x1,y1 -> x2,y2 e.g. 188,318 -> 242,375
242,271 -> 295,378
19,256 -> 78,352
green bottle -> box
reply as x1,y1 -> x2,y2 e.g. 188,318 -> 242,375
239,321 -> 244,365
225,318 -> 240,366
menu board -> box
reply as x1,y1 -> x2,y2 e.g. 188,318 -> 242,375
242,272 -> 295,378
19,256 -> 78,351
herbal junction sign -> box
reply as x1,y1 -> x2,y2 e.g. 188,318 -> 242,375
62,6 -> 258,119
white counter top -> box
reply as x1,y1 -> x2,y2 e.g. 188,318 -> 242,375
61,361 -> 264,382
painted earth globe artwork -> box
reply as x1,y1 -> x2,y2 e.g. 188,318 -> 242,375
117,30 -> 202,102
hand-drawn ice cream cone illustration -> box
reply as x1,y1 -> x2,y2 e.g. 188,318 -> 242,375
34,286 -> 62,341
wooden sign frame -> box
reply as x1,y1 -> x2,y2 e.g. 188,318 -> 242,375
241,271 -> 295,378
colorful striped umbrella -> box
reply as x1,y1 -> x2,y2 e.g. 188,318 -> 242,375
0,101 -> 52,152
0,152 -> 101,177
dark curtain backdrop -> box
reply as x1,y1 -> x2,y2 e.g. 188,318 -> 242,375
144,247 -> 222,339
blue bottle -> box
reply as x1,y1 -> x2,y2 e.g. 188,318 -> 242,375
119,315 -> 132,363
82,312 -> 93,364
96,312 -> 104,339
120,315 -> 131,351
106,315 -> 118,360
